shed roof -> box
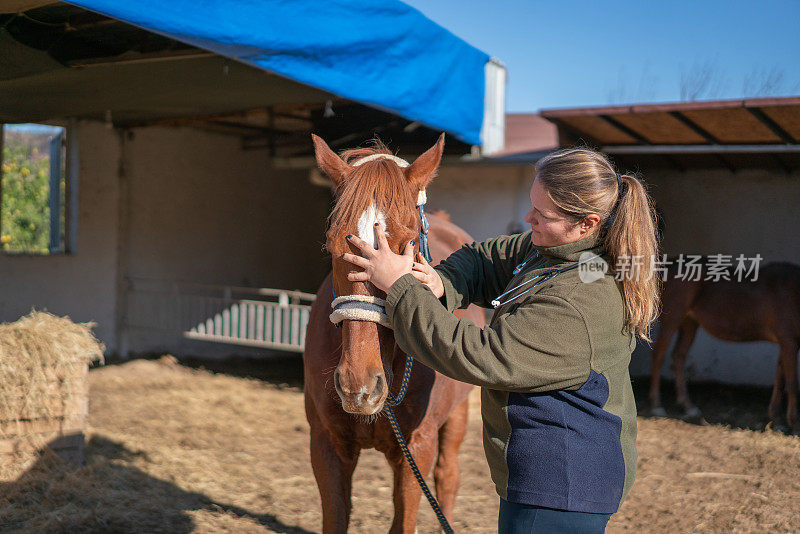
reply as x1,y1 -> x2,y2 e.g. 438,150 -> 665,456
541,97 -> 800,170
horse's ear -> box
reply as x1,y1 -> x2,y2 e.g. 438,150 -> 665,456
312,134 -> 349,186
404,133 -> 445,191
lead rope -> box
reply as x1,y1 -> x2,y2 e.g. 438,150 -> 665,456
384,356 -> 455,534
417,190 -> 432,263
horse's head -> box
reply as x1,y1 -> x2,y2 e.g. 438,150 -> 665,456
312,133 -> 445,415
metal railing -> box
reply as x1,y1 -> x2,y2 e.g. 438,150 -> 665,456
125,278 -> 316,353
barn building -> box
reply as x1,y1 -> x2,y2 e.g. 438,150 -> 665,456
0,0 -> 505,357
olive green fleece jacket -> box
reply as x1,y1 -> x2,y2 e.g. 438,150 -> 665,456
384,230 -> 638,514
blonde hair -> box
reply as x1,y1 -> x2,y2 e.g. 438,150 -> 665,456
534,148 -> 661,342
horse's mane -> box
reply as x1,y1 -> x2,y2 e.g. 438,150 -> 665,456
327,139 -> 418,246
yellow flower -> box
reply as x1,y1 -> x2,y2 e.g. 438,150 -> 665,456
20,168 -> 30,177
0,235 -> 10,244
1,164 -> 9,173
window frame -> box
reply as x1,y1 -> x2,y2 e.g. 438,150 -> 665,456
0,119 -> 79,256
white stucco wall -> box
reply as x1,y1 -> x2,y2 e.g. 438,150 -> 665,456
119,126 -> 332,356
121,126 -> 331,290
428,164 -> 533,241
0,121 -> 121,348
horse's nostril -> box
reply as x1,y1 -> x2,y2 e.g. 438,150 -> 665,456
333,369 -> 343,395
369,373 -> 385,403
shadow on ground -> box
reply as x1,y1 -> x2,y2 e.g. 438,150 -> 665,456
631,377 -> 781,432
0,435 -> 314,534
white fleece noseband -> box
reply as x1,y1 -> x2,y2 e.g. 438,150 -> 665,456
330,295 -> 391,328
330,153 -> 427,328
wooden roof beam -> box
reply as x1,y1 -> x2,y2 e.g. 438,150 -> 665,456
66,49 -> 214,68
667,111 -> 721,144
602,144 -> 800,154
598,114 -> 651,145
746,107 -> 797,144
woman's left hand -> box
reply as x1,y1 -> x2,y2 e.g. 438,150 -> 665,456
342,224 -> 415,293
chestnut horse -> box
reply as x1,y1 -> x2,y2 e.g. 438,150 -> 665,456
649,260 -> 800,432
303,134 -> 486,533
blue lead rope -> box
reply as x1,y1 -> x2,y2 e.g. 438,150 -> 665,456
418,204 -> 432,263
384,355 -> 455,534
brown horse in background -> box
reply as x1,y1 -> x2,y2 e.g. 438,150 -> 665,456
649,260 -> 800,432
303,134 -> 486,533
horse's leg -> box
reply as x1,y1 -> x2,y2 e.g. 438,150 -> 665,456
672,317 -> 701,418
779,340 -> 799,433
388,428 -> 438,534
309,422 -> 359,534
768,352 -> 786,430
649,313 -> 683,416
434,398 -> 469,522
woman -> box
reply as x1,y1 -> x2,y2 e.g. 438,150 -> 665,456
342,148 -> 660,533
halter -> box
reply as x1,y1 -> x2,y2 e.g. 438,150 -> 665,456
329,153 -> 432,328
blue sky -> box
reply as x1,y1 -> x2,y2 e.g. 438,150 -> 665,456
403,0 -> 800,112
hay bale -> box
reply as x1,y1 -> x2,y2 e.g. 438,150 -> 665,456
0,311 -> 104,469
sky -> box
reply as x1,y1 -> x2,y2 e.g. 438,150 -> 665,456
402,0 -> 800,112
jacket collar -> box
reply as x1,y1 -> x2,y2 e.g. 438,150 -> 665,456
532,230 -> 605,263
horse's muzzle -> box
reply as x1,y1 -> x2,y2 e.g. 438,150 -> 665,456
333,367 -> 387,415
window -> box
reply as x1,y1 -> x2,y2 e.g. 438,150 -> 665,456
1,123 -> 75,255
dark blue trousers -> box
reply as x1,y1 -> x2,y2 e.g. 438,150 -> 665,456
498,499 -> 612,534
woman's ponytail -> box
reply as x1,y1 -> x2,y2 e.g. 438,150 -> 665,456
604,173 -> 661,341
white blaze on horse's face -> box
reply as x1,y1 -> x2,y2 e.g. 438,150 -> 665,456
357,204 -> 387,249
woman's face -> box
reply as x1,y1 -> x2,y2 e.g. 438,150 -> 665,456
524,174 -> 596,247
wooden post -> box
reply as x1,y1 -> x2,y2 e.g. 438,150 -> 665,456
65,118 -> 79,254
48,131 -> 63,253
114,128 -> 132,358
0,124 -> 4,242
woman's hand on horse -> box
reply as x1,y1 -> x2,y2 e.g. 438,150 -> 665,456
411,252 -> 444,299
342,225 -> 414,293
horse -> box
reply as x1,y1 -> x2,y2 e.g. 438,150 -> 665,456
649,259 -> 800,432
302,133 -> 486,533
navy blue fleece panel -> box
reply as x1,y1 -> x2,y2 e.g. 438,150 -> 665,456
505,370 -> 625,514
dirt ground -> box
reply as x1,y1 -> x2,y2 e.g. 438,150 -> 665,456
2,355 -> 799,533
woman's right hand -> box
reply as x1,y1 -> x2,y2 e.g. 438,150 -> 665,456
411,252 -> 444,299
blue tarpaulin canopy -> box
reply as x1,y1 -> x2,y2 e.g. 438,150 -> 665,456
63,0 -> 499,146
